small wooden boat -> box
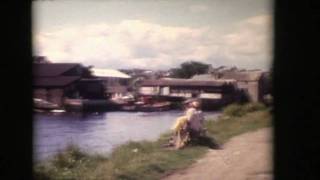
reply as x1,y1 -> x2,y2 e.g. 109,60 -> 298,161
64,98 -> 83,111
119,101 -> 172,112
33,98 -> 59,110
64,98 -> 121,112
136,101 -> 172,112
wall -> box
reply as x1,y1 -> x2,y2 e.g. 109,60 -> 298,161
47,89 -> 64,106
33,89 -> 47,100
236,81 -> 260,102
139,87 -> 159,95
33,88 -> 64,107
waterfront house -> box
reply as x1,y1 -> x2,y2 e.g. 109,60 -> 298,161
33,63 -> 107,107
91,68 -> 131,99
221,70 -> 270,102
33,63 -> 83,107
192,70 -> 270,102
138,78 -> 238,109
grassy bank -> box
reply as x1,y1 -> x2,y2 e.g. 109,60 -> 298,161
34,103 -> 272,180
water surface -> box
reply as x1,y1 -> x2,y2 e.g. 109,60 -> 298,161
34,110 -> 220,162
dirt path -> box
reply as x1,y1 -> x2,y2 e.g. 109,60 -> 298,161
163,128 -> 273,180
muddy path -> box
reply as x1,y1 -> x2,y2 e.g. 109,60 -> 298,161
163,128 -> 273,180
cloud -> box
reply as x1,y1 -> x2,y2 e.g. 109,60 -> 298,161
188,4 -> 209,13
219,14 -> 273,68
34,14 -> 272,70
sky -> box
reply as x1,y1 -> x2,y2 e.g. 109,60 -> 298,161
33,0 -> 273,71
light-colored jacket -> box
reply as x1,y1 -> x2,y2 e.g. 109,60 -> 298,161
186,108 -> 204,131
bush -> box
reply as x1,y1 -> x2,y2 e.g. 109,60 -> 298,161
51,145 -> 87,169
223,102 -> 266,117
34,144 -> 108,180
206,107 -> 271,143
244,102 -> 266,111
223,103 -> 244,117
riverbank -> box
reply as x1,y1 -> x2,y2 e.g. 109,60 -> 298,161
34,103 -> 272,180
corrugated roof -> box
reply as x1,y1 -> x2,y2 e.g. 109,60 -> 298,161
33,63 -> 81,77
91,68 -> 131,78
33,76 -> 80,87
222,71 -> 265,81
140,79 -> 236,87
191,74 -> 215,80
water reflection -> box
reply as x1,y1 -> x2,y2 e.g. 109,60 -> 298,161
34,110 -> 220,162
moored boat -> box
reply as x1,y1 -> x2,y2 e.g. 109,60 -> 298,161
33,98 -> 59,110
136,101 -> 172,112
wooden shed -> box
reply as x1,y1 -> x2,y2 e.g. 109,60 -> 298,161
221,70 -> 269,102
33,63 -> 83,107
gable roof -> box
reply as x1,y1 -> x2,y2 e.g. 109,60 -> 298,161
33,63 -> 81,77
191,74 -> 215,80
91,68 -> 131,78
33,76 -> 81,87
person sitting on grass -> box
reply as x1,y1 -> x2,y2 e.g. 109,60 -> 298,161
168,99 -> 206,149
186,100 -> 206,141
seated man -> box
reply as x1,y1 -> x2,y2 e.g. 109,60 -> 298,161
168,99 -> 205,149
186,100 -> 205,140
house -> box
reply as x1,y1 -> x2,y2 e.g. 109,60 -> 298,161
33,63 -> 107,109
33,63 -> 83,107
138,78 -> 238,109
220,70 -> 270,102
91,68 -> 131,99
192,70 -> 270,102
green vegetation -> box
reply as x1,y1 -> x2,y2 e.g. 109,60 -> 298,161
170,61 -> 210,78
222,102 -> 267,117
34,103 -> 272,180
207,104 -> 271,144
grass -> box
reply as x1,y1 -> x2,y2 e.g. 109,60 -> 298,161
34,102 -> 272,180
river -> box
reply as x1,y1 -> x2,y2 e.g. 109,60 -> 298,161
33,110 -> 220,162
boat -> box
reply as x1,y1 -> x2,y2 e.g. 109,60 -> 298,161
33,98 -> 59,110
136,101 -> 172,112
64,98 -> 121,112
64,98 -> 83,112
50,109 -> 66,113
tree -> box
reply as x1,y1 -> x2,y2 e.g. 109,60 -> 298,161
170,61 -> 210,79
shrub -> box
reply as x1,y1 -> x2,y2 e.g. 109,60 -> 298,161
51,144 -> 86,169
242,102 -> 266,113
223,103 -> 245,117
223,102 -> 266,117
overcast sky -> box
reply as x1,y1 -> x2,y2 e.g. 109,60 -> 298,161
33,0 -> 273,70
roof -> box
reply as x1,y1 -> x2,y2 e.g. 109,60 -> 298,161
191,74 -> 215,80
222,71 -> 265,81
91,68 -> 131,78
33,63 -> 81,77
33,76 -> 80,87
140,79 -> 236,87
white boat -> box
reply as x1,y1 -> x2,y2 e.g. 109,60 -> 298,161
33,98 -> 59,110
